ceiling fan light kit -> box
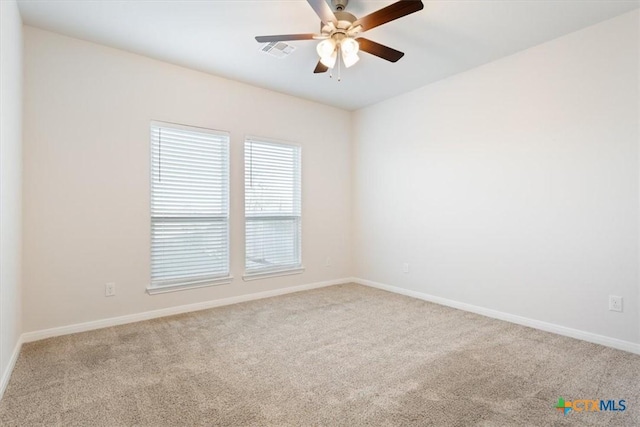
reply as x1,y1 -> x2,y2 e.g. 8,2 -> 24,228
255,0 -> 424,79
316,33 -> 360,70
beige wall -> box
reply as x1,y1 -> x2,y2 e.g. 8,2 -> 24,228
22,27 -> 352,333
353,10 -> 640,343
0,0 -> 23,390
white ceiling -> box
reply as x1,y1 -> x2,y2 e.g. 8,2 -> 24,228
17,0 -> 640,111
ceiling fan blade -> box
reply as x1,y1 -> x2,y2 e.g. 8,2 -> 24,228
307,0 -> 337,24
352,0 -> 424,32
255,34 -> 317,43
313,60 -> 329,74
357,38 -> 405,62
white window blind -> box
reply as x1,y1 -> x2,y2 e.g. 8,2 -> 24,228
150,122 -> 230,290
245,138 -> 302,275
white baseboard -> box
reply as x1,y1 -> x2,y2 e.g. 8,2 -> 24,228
354,277 -> 640,355
0,335 -> 23,400
22,278 -> 351,343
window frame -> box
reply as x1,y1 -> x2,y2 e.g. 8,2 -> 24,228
243,135 -> 304,281
147,120 -> 232,295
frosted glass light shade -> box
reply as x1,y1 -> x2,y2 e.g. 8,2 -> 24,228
320,50 -> 337,68
341,37 -> 359,56
316,39 -> 336,58
342,51 -> 359,68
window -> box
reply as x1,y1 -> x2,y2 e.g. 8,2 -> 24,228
244,137 -> 302,279
149,121 -> 230,293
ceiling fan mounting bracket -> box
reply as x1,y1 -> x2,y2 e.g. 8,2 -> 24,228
332,0 -> 349,12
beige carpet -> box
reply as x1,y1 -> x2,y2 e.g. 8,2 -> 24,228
1,283 -> 639,426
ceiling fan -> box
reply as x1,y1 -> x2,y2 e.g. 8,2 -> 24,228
255,0 -> 424,76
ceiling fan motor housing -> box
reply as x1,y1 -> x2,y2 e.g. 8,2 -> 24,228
335,11 -> 356,25
321,10 -> 358,36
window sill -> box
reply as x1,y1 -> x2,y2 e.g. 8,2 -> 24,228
146,275 -> 233,295
242,267 -> 305,282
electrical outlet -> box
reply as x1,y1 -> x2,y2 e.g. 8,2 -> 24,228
609,295 -> 622,312
402,263 -> 409,274
325,257 -> 332,267
105,282 -> 116,297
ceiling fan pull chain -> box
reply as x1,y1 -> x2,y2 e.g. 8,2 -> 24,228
338,44 -> 342,82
